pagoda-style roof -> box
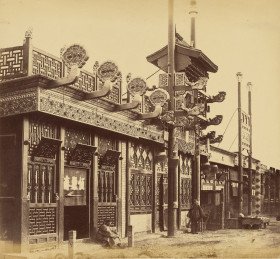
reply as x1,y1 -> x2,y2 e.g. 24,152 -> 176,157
146,37 -> 218,80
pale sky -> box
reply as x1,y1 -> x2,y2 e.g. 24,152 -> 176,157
0,0 -> 279,168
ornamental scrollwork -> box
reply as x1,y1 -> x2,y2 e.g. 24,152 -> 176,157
149,88 -> 170,107
97,61 -> 122,83
127,77 -> 147,97
60,44 -> 89,69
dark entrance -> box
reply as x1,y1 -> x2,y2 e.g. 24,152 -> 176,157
64,167 -> 89,240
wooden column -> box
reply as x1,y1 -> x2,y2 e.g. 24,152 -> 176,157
20,116 -> 29,252
125,141 -> 130,236
58,126 -> 65,244
151,150 -> 157,233
91,135 -> 99,238
117,141 -> 122,234
177,155 -> 181,230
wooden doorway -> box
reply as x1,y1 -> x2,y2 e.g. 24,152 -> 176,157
64,167 -> 90,240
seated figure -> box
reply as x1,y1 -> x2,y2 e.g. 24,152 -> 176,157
96,219 -> 121,247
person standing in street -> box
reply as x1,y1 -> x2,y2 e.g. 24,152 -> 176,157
188,199 -> 205,234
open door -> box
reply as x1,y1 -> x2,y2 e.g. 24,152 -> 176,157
64,167 -> 89,240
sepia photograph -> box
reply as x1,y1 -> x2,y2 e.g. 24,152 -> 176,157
0,0 -> 279,258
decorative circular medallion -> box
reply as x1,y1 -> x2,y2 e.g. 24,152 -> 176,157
97,61 -> 120,82
127,78 -> 147,96
61,44 -> 88,68
149,89 -> 170,107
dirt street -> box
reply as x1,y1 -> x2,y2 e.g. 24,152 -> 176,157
29,218 -> 280,258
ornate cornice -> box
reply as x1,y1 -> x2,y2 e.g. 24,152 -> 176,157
39,95 -> 164,143
0,88 -> 37,117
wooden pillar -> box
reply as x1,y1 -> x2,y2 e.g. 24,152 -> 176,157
20,116 -> 29,252
152,150 -> 157,233
125,141 -> 130,236
91,135 -> 99,238
117,141 -> 122,234
58,126 -> 65,244
177,155 -> 181,230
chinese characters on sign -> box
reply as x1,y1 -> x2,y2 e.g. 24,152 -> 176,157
64,168 -> 87,206
241,110 -> 251,152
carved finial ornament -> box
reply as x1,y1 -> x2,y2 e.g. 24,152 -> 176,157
25,28 -> 33,38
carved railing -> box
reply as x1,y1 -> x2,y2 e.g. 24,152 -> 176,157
0,46 -> 25,81
0,34 -> 123,104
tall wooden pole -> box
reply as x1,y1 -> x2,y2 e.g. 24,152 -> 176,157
247,82 -> 253,215
237,72 -> 243,215
167,0 -> 178,237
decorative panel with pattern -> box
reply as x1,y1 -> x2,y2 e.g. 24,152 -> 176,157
29,207 -> 56,235
0,46 -> 25,81
180,178 -> 192,209
98,206 -> 116,227
105,83 -> 121,103
71,70 -> 96,92
98,136 -> 117,157
129,169 -> 152,212
32,49 -> 63,79
129,142 -> 153,171
28,162 -> 56,204
180,155 -> 192,176
64,128 -> 90,161
29,120 -> 58,156
98,170 -> 115,203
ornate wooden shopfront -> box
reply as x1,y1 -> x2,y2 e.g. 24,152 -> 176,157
0,31 -> 200,252
0,27 -> 231,254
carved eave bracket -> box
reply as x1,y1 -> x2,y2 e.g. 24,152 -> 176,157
69,143 -> 97,165
199,131 -> 216,145
33,137 -> 62,161
99,149 -> 121,166
210,135 -> 223,144
82,79 -> 113,100
207,91 -> 226,103
138,105 -> 162,120
115,95 -> 141,111
44,65 -> 80,89
138,88 -> 169,120
200,115 -> 223,129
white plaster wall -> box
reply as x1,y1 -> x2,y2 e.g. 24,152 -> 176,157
130,214 -> 152,233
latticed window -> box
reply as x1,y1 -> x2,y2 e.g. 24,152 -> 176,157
129,142 -> 153,170
130,169 -> 152,213
98,170 -> 116,203
27,162 -> 56,204
29,120 -> 58,156
180,155 -> 192,209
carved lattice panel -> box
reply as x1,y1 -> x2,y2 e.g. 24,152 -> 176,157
180,178 -> 192,209
98,136 -> 117,157
64,128 -> 90,161
28,162 -> 56,204
32,50 -> 63,79
71,70 -> 96,92
129,143 -> 153,170
29,121 -> 58,156
130,170 -> 152,212
180,155 -> 192,176
0,46 -> 24,81
98,206 -> 116,227
105,83 -> 121,103
29,207 -> 56,235
98,170 -> 115,203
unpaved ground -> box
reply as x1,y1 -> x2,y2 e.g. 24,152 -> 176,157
25,218 -> 280,258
